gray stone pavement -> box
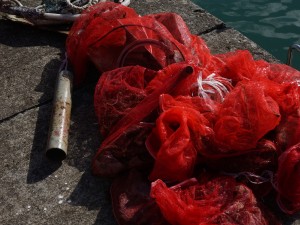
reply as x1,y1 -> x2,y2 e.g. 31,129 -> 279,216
0,0 -> 297,224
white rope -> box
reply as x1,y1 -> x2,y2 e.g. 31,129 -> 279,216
65,0 -> 94,11
196,72 -> 232,102
11,0 -> 23,6
2,0 -> 131,24
63,0 -> 130,12
118,0 -> 130,6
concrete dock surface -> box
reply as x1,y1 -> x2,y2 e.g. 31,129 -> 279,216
0,0 -> 298,224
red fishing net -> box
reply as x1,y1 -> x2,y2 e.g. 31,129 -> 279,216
214,80 -> 281,152
66,3 -> 212,85
94,65 -> 156,137
151,177 -> 280,225
92,63 -> 194,177
203,139 -> 279,174
65,2 -> 300,223
276,143 -> 300,214
66,2 -> 139,85
146,105 -> 212,182
111,170 -> 169,225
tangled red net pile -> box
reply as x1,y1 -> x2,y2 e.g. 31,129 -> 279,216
66,2 -> 300,224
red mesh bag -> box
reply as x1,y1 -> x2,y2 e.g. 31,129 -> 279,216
67,5 -> 205,85
111,170 -> 169,225
203,54 -> 227,76
214,80 -> 281,152
203,139 -> 278,174
170,65 -> 233,108
190,35 -> 212,67
273,83 -> 300,116
66,2 -> 138,85
159,94 -> 219,124
145,93 -> 215,182
94,65 -> 156,137
170,66 -> 206,96
268,64 -> 300,84
276,143 -> 300,214
215,50 -> 300,86
92,63 -> 194,177
274,84 -> 300,150
84,16 -> 188,70
150,176 -> 280,225
147,13 -> 212,67
216,50 -> 270,84
147,13 -> 193,46
66,3 -> 213,86
276,115 -> 300,151
201,139 -> 279,197
146,105 -> 213,182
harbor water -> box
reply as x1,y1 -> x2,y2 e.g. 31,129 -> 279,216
193,0 -> 300,68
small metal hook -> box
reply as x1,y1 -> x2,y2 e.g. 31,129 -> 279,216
287,43 -> 300,66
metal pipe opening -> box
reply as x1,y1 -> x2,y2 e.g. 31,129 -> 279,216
46,70 -> 73,161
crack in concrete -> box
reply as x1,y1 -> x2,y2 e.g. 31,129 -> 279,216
197,23 -> 228,35
0,100 -> 52,124
0,83 -> 92,124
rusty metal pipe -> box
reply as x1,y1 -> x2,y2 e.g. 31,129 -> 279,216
46,70 -> 73,161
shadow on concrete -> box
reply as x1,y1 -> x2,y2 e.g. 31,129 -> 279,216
4,17 -> 117,222
63,84 -> 117,224
35,58 -> 63,102
93,203 -> 118,225
26,58 -> 64,184
24,57 -> 101,183
25,101 -> 62,183
65,83 -> 101,171
0,20 -> 66,48
66,172 -> 117,225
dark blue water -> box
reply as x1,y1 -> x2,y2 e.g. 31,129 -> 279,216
193,0 -> 300,66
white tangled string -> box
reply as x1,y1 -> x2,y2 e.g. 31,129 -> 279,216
1,0 -> 131,24
64,0 -> 130,11
196,72 -> 233,102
